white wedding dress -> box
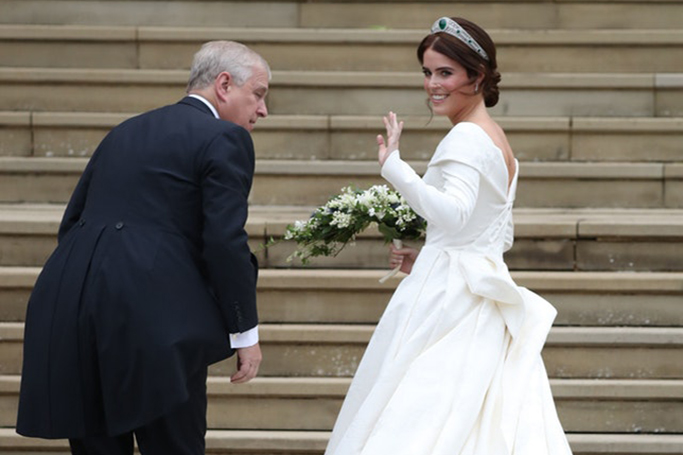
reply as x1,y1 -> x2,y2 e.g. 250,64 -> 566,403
325,122 -> 573,455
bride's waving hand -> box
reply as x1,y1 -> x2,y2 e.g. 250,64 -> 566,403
377,111 -> 403,166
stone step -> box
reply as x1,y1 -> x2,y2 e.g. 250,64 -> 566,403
3,112 -> 682,163
2,25 -> 682,73
0,429 -> 682,455
1,375 -> 682,433
1,68 -> 681,118
254,161 -> 680,210
1,204 -> 682,271
0,0 -> 681,30
3,267 -> 683,327
2,323 -> 682,379
246,326 -> 683,379
1,157 -> 681,210
3,266 -> 682,326
300,2 -> 683,32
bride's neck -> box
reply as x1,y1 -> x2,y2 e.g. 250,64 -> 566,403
448,100 -> 488,126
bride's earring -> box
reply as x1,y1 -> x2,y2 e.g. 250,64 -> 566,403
474,83 -> 479,94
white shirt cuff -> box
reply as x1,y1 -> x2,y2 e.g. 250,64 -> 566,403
229,325 -> 259,349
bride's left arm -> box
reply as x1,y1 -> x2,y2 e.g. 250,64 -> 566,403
381,153 -> 480,232
377,112 -> 480,231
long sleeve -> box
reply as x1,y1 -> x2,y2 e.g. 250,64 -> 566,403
381,150 -> 480,233
200,124 -> 259,336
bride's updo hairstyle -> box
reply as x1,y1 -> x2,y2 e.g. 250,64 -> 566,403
418,17 -> 501,108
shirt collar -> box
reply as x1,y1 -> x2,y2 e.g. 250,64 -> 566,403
188,94 -> 219,119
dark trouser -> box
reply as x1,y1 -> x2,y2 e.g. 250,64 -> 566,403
69,367 -> 208,455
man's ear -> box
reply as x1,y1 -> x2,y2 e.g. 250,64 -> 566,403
215,72 -> 232,102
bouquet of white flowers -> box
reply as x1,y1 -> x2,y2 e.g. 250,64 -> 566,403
283,185 -> 426,281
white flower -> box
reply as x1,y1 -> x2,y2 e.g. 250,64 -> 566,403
338,193 -> 356,207
330,211 -> 352,229
327,199 -> 342,209
355,191 -> 376,207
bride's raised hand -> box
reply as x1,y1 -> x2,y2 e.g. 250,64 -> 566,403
377,111 -> 404,166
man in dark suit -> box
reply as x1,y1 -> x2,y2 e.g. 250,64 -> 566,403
16,41 -> 269,455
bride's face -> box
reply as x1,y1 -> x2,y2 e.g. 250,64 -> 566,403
422,48 -> 474,119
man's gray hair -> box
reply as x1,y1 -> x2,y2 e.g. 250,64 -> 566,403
186,41 -> 271,92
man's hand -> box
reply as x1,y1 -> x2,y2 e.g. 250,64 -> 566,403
230,343 -> 262,384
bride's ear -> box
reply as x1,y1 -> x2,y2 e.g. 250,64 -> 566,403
472,70 -> 485,88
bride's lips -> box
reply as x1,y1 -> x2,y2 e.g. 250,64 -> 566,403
430,94 -> 448,104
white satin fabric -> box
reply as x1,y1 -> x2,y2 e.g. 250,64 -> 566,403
325,122 -> 573,455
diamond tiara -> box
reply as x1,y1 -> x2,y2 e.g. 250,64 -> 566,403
430,17 -> 490,62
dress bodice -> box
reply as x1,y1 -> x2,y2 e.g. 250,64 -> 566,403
382,122 -> 518,257
381,121 -> 528,338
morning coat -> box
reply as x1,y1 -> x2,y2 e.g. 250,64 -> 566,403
16,96 -> 259,438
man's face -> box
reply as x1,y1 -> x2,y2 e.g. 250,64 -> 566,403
219,65 -> 269,131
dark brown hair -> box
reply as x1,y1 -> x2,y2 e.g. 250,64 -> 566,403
417,17 -> 501,107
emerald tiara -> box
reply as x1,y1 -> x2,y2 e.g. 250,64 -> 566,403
430,17 -> 490,62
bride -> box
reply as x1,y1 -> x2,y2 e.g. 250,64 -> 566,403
324,17 -> 573,454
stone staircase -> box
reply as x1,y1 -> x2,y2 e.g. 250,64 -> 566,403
1,0 -> 682,454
